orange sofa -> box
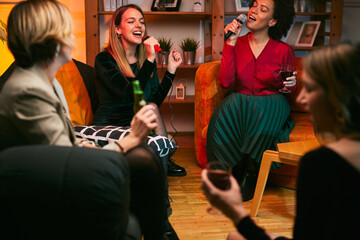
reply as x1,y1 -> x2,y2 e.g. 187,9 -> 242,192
194,57 -> 316,170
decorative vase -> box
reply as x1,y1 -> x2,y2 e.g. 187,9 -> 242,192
183,51 -> 196,65
158,51 -> 169,65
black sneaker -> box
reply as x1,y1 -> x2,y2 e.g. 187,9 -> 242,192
239,171 -> 258,202
232,156 -> 258,202
168,159 -> 187,177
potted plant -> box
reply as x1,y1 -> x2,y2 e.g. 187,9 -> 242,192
179,37 -> 200,65
0,19 -> 7,44
158,37 -> 172,65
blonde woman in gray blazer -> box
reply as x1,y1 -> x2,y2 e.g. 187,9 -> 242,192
0,1 -> 156,153
0,1 -> 176,239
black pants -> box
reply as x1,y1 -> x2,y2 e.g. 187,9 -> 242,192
124,144 -> 166,239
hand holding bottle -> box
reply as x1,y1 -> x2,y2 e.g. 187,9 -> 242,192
131,104 -> 158,138
114,105 -> 157,153
132,80 -> 156,136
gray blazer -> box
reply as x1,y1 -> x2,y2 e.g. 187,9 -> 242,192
0,65 -> 76,150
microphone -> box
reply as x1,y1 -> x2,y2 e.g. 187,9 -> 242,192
142,35 -> 165,55
224,14 -> 247,41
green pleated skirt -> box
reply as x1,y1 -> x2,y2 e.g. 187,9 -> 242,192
206,93 -> 294,170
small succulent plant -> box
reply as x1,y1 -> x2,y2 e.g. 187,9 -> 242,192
179,37 -> 200,52
158,37 -> 173,52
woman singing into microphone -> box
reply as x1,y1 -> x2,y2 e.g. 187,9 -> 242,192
93,4 -> 181,128
91,4 -> 182,240
207,0 -> 296,201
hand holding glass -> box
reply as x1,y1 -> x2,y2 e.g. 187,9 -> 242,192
206,161 -> 232,214
279,64 -> 295,93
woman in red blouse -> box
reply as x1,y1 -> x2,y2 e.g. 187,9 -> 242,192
206,0 -> 296,201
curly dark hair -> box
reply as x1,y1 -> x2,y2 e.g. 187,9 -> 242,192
249,0 -> 295,40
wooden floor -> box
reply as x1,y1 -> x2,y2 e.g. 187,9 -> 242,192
167,135 -> 295,240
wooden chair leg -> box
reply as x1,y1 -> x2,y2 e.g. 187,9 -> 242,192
250,150 -> 280,217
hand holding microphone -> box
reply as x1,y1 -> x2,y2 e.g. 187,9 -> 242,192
142,35 -> 165,63
142,35 -> 182,73
224,14 -> 247,43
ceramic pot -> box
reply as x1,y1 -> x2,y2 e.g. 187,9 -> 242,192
183,51 -> 196,65
158,51 -> 169,65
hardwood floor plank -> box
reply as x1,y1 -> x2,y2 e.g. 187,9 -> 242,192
168,135 -> 295,239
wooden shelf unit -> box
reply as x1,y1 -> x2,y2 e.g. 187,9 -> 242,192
168,95 -> 195,104
85,0 -> 225,67
98,11 -> 212,19
86,0 -> 343,65
84,0 -> 343,132
225,0 -> 343,51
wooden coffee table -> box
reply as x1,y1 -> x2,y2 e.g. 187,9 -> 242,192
250,139 -> 320,217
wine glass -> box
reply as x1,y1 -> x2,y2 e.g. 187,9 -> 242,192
206,161 -> 232,215
279,64 -> 295,93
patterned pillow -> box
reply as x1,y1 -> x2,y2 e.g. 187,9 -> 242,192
74,125 -> 177,158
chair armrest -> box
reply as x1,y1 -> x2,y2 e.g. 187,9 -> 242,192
195,61 -> 229,134
194,61 -> 229,167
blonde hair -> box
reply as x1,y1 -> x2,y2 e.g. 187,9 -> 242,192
304,42 -> 360,139
106,4 -> 147,78
7,0 -> 73,68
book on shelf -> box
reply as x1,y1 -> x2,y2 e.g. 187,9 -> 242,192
103,0 -> 110,11
116,0 -> 123,9
110,0 -> 116,11
103,0 -> 123,11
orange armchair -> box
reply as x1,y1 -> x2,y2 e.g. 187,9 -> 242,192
194,58 -> 316,168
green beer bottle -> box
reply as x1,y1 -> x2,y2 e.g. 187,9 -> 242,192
132,80 -> 155,135
132,80 -> 147,113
